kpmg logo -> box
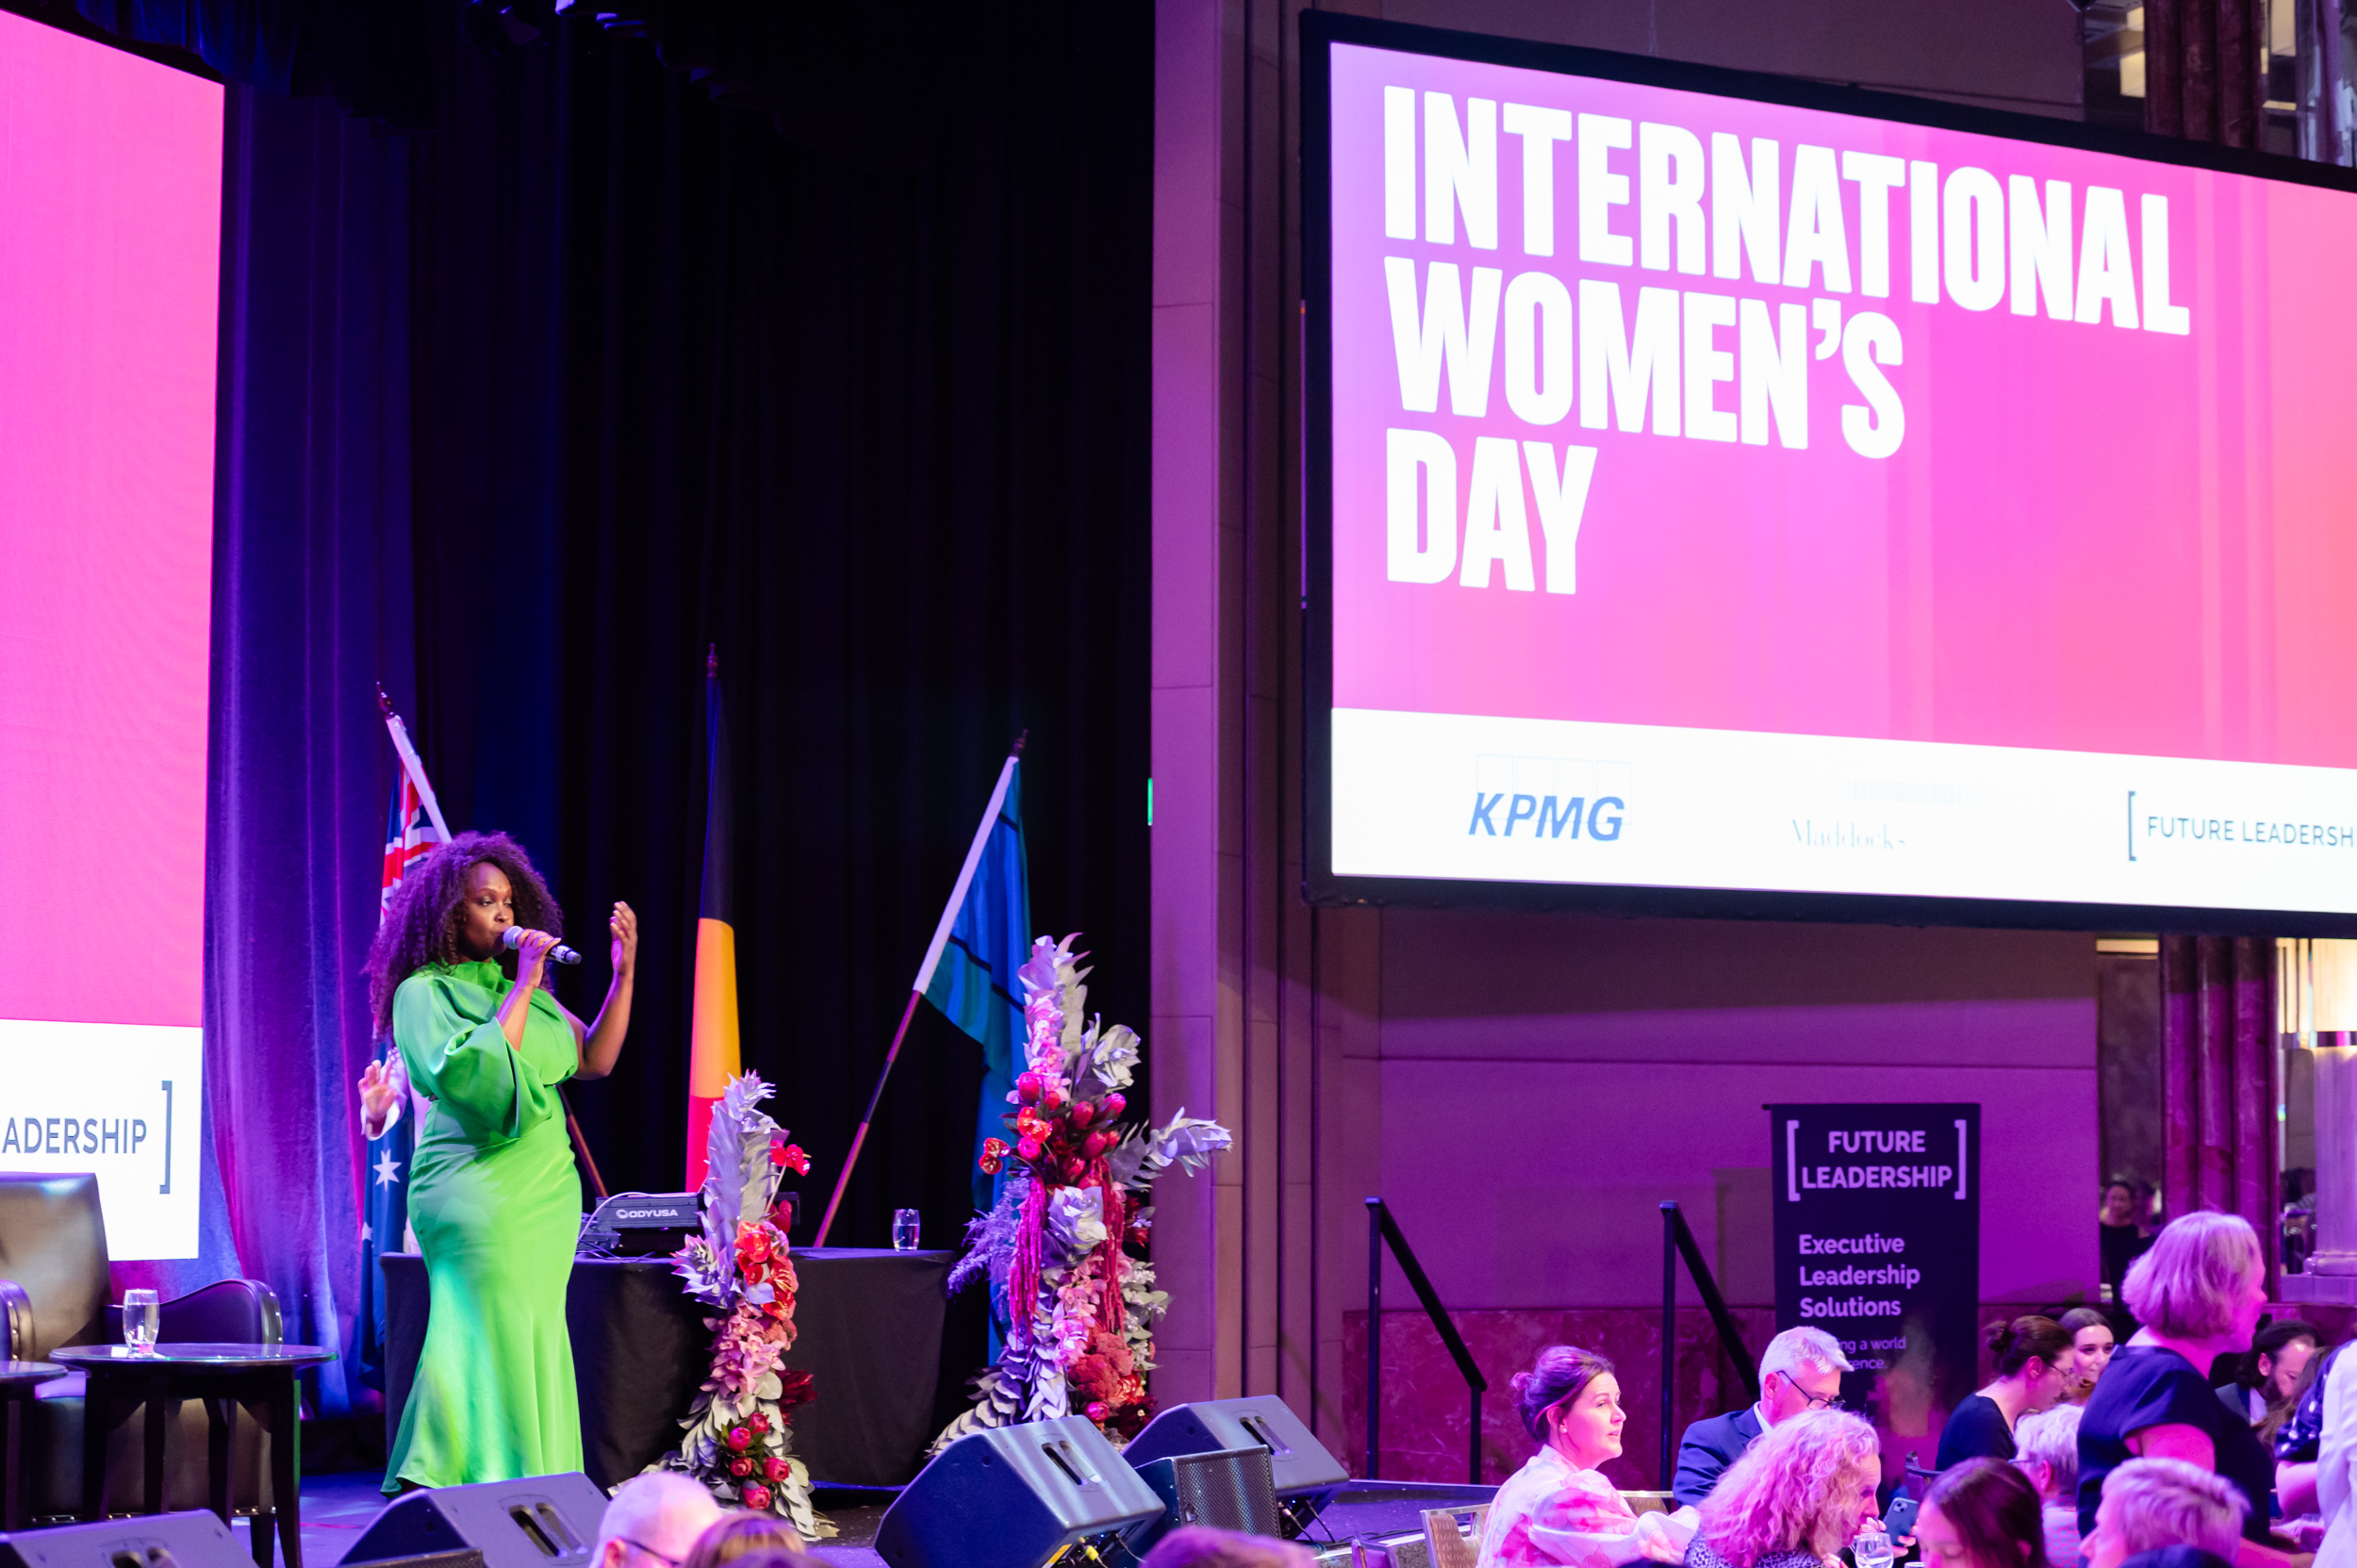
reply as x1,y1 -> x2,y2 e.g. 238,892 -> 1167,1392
1467,792 -> 1624,840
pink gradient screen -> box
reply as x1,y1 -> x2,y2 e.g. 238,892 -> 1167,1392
1328,42 -> 2357,771
0,14 -> 222,1027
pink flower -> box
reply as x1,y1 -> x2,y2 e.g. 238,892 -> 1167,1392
749,1412 -> 771,1435
1016,1073 -> 1042,1103
741,1484 -> 772,1512
727,1427 -> 752,1451
1100,1093 -> 1126,1120
1087,1400 -> 1110,1422
1016,1136 -> 1043,1162
764,1456 -> 788,1480
728,1456 -> 753,1478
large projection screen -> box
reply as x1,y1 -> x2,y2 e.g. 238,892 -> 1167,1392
0,12 -> 221,1255
1305,13 -> 2357,932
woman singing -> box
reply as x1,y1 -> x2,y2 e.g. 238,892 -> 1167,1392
361,832 -> 637,1491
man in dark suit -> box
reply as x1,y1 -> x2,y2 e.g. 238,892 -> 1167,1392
1672,1326 -> 1854,1506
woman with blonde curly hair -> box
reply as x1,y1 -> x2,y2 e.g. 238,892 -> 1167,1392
1683,1409 -> 1882,1568
361,832 -> 638,1492
1476,1346 -> 1698,1567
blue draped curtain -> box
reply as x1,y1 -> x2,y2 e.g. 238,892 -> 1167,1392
119,83 -> 418,1419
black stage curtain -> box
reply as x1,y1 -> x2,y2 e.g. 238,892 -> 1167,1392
402,6 -> 1153,1267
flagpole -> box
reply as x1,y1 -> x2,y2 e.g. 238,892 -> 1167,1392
378,687 -> 453,843
814,734 -> 1027,1248
812,990 -> 923,1246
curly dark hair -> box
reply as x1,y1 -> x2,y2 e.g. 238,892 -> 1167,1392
364,832 -> 563,1037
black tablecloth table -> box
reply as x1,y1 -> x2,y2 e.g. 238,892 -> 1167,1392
384,1249 -> 951,1489
0,1361 -> 67,1529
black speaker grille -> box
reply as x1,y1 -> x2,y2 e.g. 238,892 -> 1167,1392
1169,1448 -> 1281,1537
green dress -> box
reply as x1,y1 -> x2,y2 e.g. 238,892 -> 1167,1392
384,958 -> 584,1492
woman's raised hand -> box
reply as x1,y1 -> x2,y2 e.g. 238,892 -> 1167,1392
358,1058 -> 400,1138
609,901 -> 638,978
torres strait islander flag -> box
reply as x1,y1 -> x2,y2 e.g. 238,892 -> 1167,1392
685,651 -> 740,1191
913,744 -> 1030,1210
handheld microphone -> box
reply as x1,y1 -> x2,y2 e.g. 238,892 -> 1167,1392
502,926 -> 584,966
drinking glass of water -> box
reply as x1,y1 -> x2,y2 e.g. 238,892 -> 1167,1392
1854,1525 -> 1893,1568
892,1209 -> 921,1251
122,1289 -> 160,1354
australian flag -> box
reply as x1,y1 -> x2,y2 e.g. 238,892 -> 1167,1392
358,767 -> 440,1389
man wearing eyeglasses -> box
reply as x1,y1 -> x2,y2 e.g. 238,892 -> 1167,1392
1671,1327 -> 1855,1507
595,1472 -> 725,1568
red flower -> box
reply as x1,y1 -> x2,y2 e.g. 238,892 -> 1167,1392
1016,1136 -> 1043,1162
1070,1100 -> 1095,1129
1016,1073 -> 1042,1103
1100,1092 -> 1126,1120
741,1484 -> 772,1511
737,1226 -> 772,1263
982,1137 -> 1010,1160
978,1156 -> 1001,1176
728,1456 -> 753,1478
1087,1400 -> 1110,1421
726,1427 -> 752,1451
770,1142 -> 811,1175
777,1368 -> 816,1411
764,1456 -> 788,1481
1043,1086 -> 1067,1112
750,1412 -> 771,1435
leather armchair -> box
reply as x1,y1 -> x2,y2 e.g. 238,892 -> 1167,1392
0,1172 -> 283,1520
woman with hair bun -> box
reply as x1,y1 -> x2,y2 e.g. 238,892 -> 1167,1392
361,832 -> 638,1491
1937,1317 -> 2074,1468
1684,1409 -> 1883,1568
1475,1346 -> 1699,1567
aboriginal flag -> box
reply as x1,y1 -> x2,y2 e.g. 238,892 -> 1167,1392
685,651 -> 740,1190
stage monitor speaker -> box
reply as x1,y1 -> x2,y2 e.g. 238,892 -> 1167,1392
343,1472 -> 609,1568
1122,1397 -> 1348,1497
0,1510 -> 252,1568
874,1415 -> 1163,1568
1129,1444 -> 1283,1552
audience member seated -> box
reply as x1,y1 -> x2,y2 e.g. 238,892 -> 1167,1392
1681,1410 -> 1882,1568
2014,1404 -> 2085,1566
1672,1328 -> 1853,1508
2273,1334 -> 2345,1527
1939,1318 -> 2073,1467
2083,1459 -> 2247,1568
2313,1335 -> 2357,1568
1137,1528 -> 1315,1568
683,1512 -> 812,1568
595,1475 -> 727,1568
1478,1345 -> 1699,1568
2215,1321 -> 2319,1428
2076,1213 -> 2293,1567
1918,1457 -> 2052,1568
2063,1310 -> 2118,1408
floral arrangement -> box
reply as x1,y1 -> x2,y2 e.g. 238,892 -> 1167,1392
649,1073 -> 832,1540
932,935 -> 1231,1450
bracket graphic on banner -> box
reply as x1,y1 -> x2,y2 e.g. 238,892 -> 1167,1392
1771,1102 -> 1980,1434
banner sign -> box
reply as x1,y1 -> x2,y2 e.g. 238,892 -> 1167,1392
0,1020 -> 202,1259
1771,1102 -> 1979,1421
1306,14 -> 2357,925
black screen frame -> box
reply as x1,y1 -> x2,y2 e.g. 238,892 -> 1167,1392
1301,9 -> 2357,934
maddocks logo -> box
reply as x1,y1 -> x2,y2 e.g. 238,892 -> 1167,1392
1467,792 -> 1624,840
